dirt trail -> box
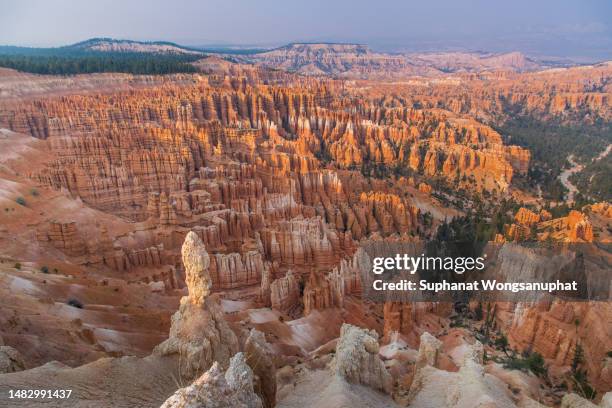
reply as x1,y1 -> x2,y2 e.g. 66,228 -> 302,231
558,143 -> 611,204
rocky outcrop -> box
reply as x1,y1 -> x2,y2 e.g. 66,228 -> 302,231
333,323 -> 392,393
506,208 -> 595,243
36,221 -> 87,256
245,329 -> 276,408
160,352 -> 262,408
154,231 -> 239,380
368,63 -> 612,121
241,43 -> 432,79
383,302 -> 452,338
415,332 -> 442,370
417,182 -> 432,194
0,346 -> 26,374
407,340 -> 518,407
181,231 -> 212,304
533,210 -> 595,242
567,211 -> 594,242
559,392 -> 612,408
303,271 -> 335,316
587,202 -> 612,218
515,207 -> 549,226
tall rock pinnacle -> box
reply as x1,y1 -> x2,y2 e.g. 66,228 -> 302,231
182,231 -> 212,305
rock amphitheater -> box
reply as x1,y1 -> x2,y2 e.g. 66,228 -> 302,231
0,56 -> 610,407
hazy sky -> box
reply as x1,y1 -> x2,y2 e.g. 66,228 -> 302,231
1,0 -> 611,59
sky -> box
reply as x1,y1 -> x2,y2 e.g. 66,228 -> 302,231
1,0 -> 611,59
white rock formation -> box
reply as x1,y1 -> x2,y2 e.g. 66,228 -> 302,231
0,345 -> 25,373
408,340 -> 516,408
160,352 -> 263,408
415,332 -> 442,369
561,392 -> 612,408
333,323 -> 393,393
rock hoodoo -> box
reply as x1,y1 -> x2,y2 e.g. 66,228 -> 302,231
154,231 -> 239,380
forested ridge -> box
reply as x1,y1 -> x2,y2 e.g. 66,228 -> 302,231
0,46 -> 201,75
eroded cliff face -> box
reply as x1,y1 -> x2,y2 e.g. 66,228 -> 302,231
0,64 -> 528,300
499,302 -> 612,393
493,206 -> 612,394
0,67 -> 527,218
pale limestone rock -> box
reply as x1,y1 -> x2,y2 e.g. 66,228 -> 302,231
333,323 -> 392,393
160,353 -> 262,408
408,341 -> 515,408
601,392 -> 612,408
560,393 -> 598,408
415,332 -> 442,369
182,231 -> 212,305
0,346 -> 25,373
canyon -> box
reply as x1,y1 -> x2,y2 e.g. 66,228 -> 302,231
0,47 -> 610,408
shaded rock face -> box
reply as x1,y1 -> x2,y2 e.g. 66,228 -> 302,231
0,345 -> 26,374
383,302 -> 452,338
303,271 -> 335,316
161,352 -> 263,408
244,330 -> 276,408
270,270 -> 301,312
333,323 -> 392,394
154,231 -> 239,380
